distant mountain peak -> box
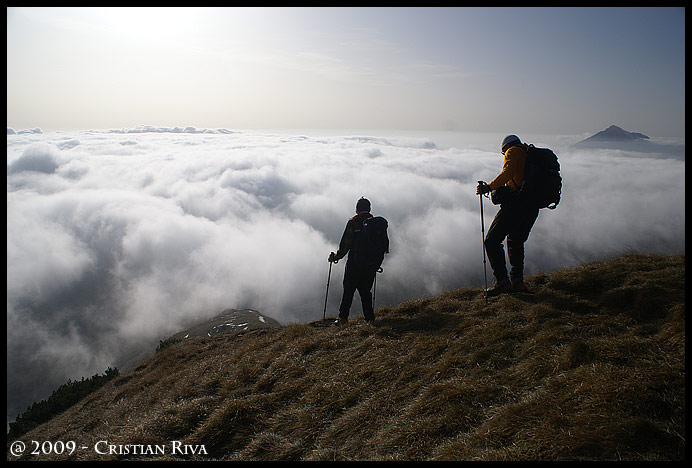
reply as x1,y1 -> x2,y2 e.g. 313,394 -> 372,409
570,125 -> 683,160
583,125 -> 650,142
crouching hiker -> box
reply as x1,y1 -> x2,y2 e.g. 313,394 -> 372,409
329,197 -> 389,325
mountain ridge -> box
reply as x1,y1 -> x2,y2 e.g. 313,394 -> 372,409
163,308 -> 282,343
7,252 -> 685,461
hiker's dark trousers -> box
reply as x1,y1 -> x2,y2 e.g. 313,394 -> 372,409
485,202 -> 539,284
339,261 -> 377,321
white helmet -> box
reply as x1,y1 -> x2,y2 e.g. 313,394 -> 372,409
501,134 -> 521,153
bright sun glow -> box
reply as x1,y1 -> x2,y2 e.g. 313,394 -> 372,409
105,7 -> 201,42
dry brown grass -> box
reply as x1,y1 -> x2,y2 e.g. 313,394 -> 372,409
8,252 -> 685,461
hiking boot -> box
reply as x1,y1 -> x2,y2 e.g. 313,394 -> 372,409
334,317 -> 349,326
486,278 -> 511,297
512,280 -> 529,293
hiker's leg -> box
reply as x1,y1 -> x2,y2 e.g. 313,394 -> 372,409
507,207 -> 539,283
339,263 -> 357,319
357,268 -> 377,321
484,207 -> 511,282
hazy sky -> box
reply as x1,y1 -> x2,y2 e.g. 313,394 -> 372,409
6,7 -> 686,137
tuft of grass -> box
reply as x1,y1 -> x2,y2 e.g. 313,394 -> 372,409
8,252 -> 684,461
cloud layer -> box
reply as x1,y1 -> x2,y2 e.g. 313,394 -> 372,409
6,127 -> 685,423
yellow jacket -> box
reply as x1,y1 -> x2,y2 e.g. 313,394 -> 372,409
488,143 -> 527,191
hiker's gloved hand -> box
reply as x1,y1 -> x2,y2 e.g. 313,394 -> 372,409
476,182 -> 492,195
328,252 -> 336,263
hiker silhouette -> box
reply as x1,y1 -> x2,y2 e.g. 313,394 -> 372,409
329,197 -> 388,325
476,135 -> 539,296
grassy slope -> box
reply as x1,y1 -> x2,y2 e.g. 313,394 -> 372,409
8,253 -> 685,461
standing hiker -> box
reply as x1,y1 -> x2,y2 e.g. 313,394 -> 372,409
476,135 -> 539,296
328,197 -> 389,325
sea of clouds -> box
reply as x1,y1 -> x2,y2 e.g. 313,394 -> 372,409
6,125 -> 685,425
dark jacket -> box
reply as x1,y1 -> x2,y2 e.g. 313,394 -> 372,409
333,212 -> 373,262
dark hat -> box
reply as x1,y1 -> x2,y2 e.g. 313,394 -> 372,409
501,134 -> 521,154
356,197 -> 371,213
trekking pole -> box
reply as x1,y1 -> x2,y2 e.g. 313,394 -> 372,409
323,260 -> 333,320
373,267 -> 383,309
478,181 -> 489,304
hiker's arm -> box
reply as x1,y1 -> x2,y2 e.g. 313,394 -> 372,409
334,221 -> 355,261
489,147 -> 525,191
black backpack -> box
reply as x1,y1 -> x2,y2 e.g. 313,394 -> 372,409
351,216 -> 389,270
519,145 -> 562,210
